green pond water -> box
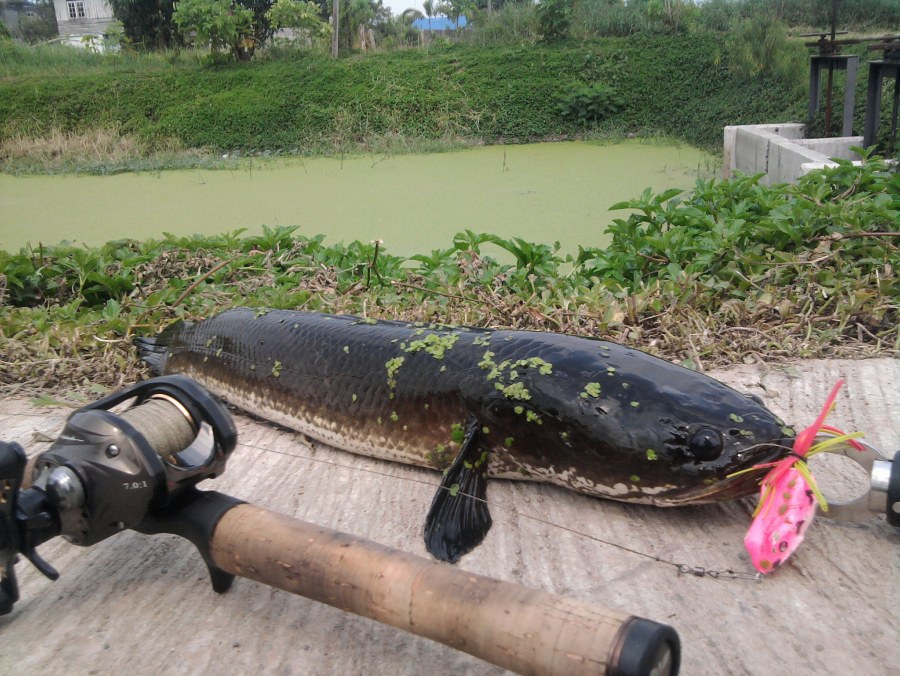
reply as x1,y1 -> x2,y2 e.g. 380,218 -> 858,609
0,140 -> 715,257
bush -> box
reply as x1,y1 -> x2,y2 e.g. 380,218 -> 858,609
557,82 -> 620,125
689,0 -> 899,33
754,0 -> 900,31
535,0 -> 572,43
575,152 -> 898,329
18,0 -> 59,45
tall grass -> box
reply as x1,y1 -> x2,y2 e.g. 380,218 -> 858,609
572,2 -> 657,38
0,127 -> 220,174
0,40 -> 205,78
689,0 -> 900,32
463,4 -> 538,47
463,0 -> 899,47
724,15 -> 809,96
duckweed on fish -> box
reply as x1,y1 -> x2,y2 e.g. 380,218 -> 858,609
581,382 -> 602,398
139,308 -> 793,564
404,332 -> 459,359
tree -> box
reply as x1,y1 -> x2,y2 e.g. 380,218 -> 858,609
330,0 -> 338,56
374,9 -> 419,48
422,0 -> 435,31
110,0 -> 291,51
238,0 -> 278,52
441,0 -> 473,29
18,0 -> 59,44
266,0 -> 331,40
108,0 -> 179,49
643,0 -> 690,30
174,0 -> 255,59
332,0 -> 377,52
174,0 -> 328,60
400,7 -> 423,23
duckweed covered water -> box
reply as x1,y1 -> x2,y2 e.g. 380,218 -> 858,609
0,140 -> 715,255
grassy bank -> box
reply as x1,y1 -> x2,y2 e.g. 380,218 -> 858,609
1,156 -> 896,395
0,34 -> 804,160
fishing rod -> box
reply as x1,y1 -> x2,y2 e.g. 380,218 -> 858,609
0,375 -> 680,676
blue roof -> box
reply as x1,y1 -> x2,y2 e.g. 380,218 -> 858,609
412,16 -> 468,31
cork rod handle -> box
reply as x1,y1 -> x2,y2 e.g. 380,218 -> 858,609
209,504 -> 679,676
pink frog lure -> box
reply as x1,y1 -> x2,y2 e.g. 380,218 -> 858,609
738,380 -> 864,574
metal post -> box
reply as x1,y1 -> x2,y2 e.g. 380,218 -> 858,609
841,58 -> 858,137
808,59 -> 822,127
864,60 -> 900,148
807,55 -> 860,136
890,70 -> 900,154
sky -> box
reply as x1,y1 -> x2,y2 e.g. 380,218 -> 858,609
381,0 -> 425,17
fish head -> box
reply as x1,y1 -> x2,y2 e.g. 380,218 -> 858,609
621,386 -> 795,504
487,344 -> 795,504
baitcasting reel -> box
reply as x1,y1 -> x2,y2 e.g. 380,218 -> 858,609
0,375 -> 239,615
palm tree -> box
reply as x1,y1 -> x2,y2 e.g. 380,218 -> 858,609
345,0 -> 375,50
401,8 -> 425,24
423,0 -> 435,31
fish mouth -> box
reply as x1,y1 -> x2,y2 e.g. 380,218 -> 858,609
655,466 -> 771,505
652,438 -> 793,505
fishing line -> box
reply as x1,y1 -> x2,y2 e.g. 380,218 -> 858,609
4,408 -> 762,580
236,437 -> 763,581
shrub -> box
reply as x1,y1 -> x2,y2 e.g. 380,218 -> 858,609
557,82 -> 620,125
535,0 -> 572,43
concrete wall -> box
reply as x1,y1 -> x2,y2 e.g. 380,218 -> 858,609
723,122 -> 863,185
793,137 -> 864,160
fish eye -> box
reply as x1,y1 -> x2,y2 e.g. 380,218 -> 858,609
689,427 -> 724,461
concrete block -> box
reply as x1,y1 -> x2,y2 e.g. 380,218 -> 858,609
724,124 -> 864,184
795,137 -> 863,161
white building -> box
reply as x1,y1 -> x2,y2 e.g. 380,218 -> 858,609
52,0 -> 113,39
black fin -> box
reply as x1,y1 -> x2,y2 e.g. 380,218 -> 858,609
134,336 -> 165,374
424,418 -> 492,563
134,321 -> 190,375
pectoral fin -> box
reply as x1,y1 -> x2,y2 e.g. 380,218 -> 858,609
424,418 -> 492,563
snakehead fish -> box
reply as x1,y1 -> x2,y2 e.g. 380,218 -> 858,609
137,308 -> 793,562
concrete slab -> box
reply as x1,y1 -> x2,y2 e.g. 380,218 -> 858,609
723,123 -> 865,184
724,123 -> 805,178
0,359 -> 897,675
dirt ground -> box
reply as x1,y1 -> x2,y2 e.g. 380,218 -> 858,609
0,358 -> 897,675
